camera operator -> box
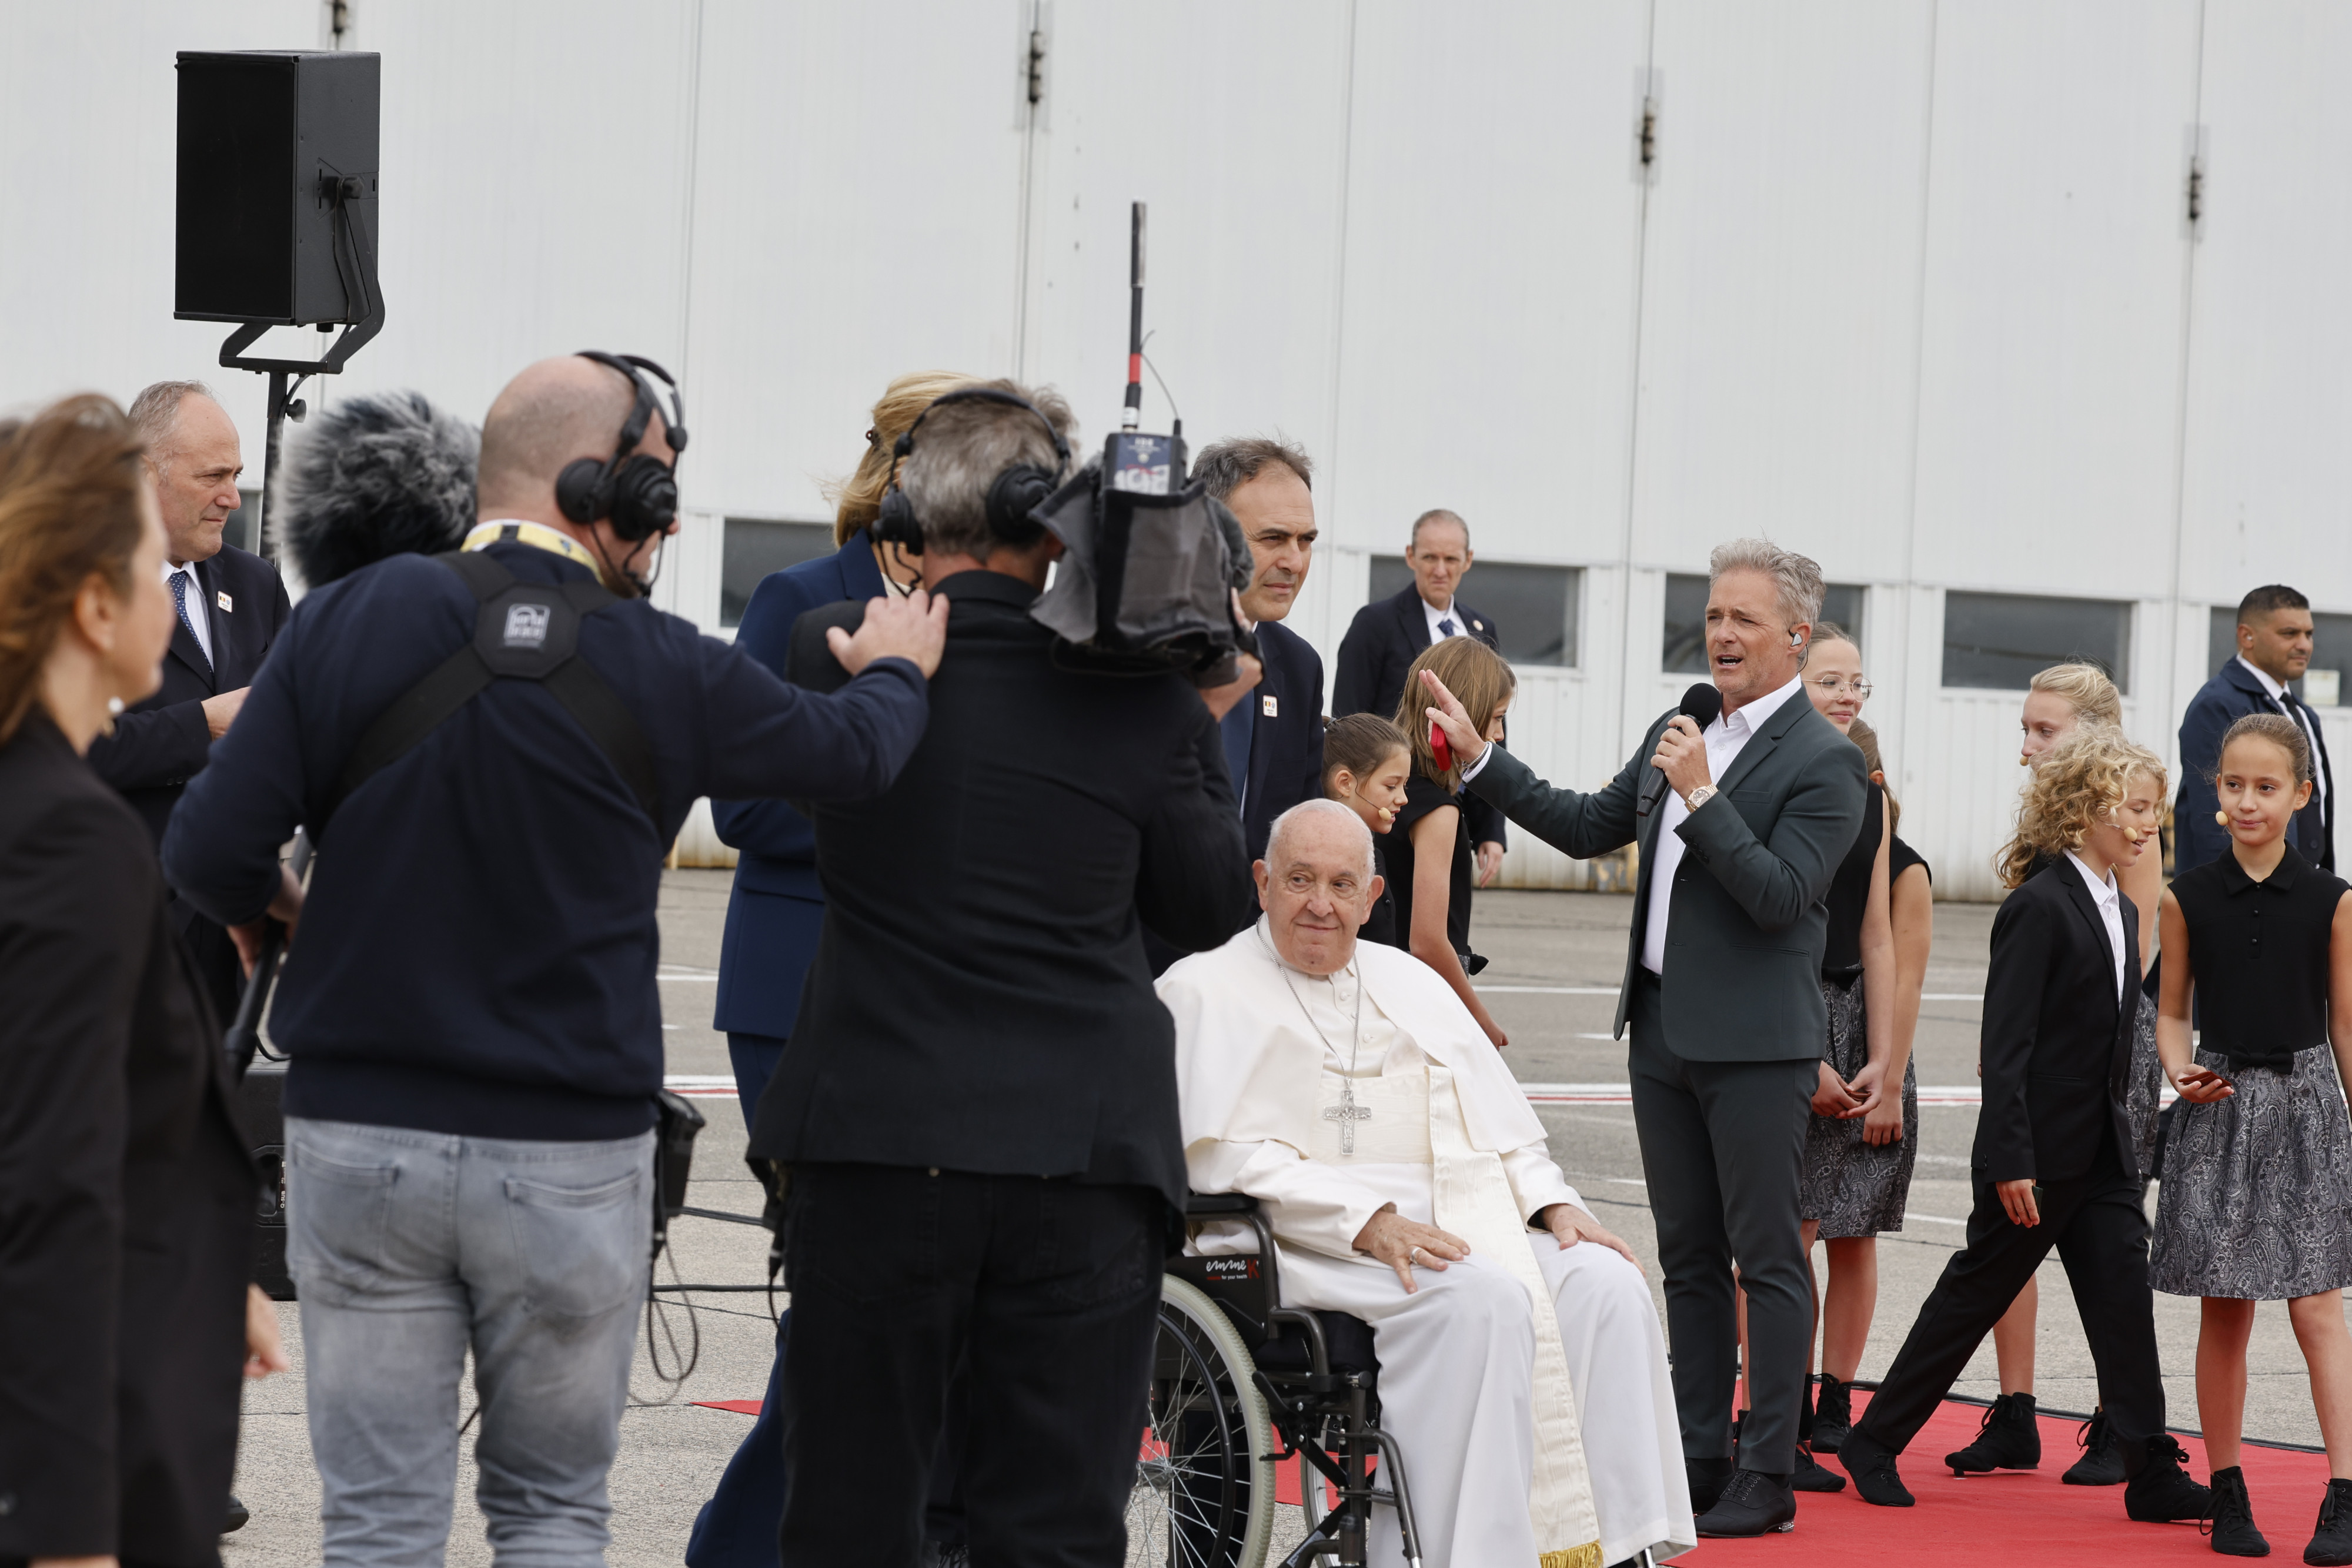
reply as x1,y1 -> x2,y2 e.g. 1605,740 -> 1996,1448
749,380 -> 1254,1567
162,352 -> 948,1561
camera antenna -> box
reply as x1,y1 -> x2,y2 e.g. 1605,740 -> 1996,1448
1122,202 -> 1146,432
1102,200 -> 1184,493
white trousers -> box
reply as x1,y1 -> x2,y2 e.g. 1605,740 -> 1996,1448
1278,1234 -> 1695,1568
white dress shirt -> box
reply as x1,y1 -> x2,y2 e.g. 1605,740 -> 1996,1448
1639,673 -> 1808,975
2065,850 -> 2127,1006
2236,654 -> 2329,821
1422,593 -> 1467,645
163,558 -> 215,666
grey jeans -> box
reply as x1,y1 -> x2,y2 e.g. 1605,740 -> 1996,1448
286,1115 -> 654,1567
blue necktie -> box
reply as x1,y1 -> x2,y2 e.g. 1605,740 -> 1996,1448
1438,617 -> 1457,638
170,570 -> 211,671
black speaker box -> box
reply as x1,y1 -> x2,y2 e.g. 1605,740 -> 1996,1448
175,51 -> 380,326
235,1062 -> 296,1300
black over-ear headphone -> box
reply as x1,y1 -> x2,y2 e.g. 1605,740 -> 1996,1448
555,352 -> 691,543
871,388 -> 1071,557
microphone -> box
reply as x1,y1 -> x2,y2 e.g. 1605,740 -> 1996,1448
279,390 -> 479,585
1641,683 -> 1724,814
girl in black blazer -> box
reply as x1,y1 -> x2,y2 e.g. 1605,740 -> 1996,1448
0,396 -> 285,1568
1837,727 -> 2209,1527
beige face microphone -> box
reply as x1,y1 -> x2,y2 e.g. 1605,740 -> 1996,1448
2216,810 -> 2231,826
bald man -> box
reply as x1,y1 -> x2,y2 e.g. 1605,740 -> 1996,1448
165,353 -> 951,1562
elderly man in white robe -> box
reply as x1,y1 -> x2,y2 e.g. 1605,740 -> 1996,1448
1160,799 -> 1693,1568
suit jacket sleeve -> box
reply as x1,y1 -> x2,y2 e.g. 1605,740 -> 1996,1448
1332,607 -> 1379,718
1187,1137 -> 1391,1262
2174,683 -> 2239,872
0,796 -> 145,1556
1675,738 -> 1867,934
82,698 -> 212,793
1138,706 -> 1255,952
709,568 -> 830,856
1464,735 -> 1644,861
1977,892 -> 2055,1182
700,607 -> 926,804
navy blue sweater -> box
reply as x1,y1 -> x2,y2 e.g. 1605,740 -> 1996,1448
163,541 -> 929,1140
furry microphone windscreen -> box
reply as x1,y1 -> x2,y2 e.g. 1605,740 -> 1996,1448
279,390 -> 479,585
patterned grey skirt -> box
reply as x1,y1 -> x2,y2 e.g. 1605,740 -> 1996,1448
2149,1045 -> 2352,1300
1799,973 -> 1919,1238
2124,988 -> 2162,1176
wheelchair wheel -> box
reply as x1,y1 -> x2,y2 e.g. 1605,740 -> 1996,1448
1127,1273 -> 1274,1567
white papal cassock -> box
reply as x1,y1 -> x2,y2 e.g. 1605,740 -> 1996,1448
1160,921 -> 1694,1568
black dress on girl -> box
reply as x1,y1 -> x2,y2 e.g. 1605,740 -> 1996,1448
2149,844 -> 2352,1299
1799,784 -> 1919,1237
1382,770 -> 1484,973
1361,838 -> 1399,949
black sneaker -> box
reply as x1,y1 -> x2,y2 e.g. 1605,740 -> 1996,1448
1694,1468 -> 1798,1537
2307,1477 -> 2352,1567
2066,1409 -> 2128,1486
2126,1433 -> 2214,1524
1813,1373 -> 1854,1454
1946,1392 -> 2043,1474
2205,1465 -> 2270,1557
222,1495 -> 250,1534
1838,1424 -> 1917,1508
1792,1442 -> 1847,1493
1686,1455 -> 1735,1513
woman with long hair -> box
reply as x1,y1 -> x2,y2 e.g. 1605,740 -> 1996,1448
1386,636 -> 1515,1047
0,394 -> 288,1564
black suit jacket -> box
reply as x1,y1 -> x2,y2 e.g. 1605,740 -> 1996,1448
1468,686 -> 1867,1059
1976,861 -> 2142,1185
1237,617 -> 1328,863
2174,657 -> 2336,874
0,712 -> 256,1563
1333,584 -> 1506,848
746,571 -> 1254,1206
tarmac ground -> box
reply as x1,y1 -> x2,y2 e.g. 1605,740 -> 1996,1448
221,874 -> 2344,1564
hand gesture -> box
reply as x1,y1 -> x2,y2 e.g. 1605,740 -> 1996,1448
1996,1178 -> 2041,1228
229,862 -> 306,977
1810,1061 -> 1862,1119
1419,668 -> 1486,768
2169,1061 -> 2236,1104
1541,1202 -> 1642,1273
243,1283 -> 289,1379
1475,841 -> 1504,887
1352,1204 -> 1471,1295
1845,1059 -> 1887,1120
831,587 -> 951,678
1200,653 -> 1265,721
1652,716 -> 1713,799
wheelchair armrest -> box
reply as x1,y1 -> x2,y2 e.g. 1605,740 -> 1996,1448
1185,1191 -> 1261,1216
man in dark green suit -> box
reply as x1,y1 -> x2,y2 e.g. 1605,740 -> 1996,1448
1423,540 -> 1867,1540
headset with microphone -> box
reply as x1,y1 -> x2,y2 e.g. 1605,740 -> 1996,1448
555,352 -> 690,545
872,387 -> 1071,559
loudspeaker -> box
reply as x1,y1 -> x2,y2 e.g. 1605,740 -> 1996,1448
236,1062 -> 296,1300
175,51 -> 380,326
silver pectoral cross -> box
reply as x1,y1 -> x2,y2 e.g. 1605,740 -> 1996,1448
1322,1085 -> 1373,1154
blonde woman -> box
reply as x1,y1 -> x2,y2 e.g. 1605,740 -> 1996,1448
1838,731 -> 2210,1528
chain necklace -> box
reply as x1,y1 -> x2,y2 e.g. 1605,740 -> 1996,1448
1262,928 -> 1372,1154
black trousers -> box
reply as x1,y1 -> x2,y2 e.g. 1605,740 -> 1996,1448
1628,969 -> 1820,1475
776,1163 -> 1165,1568
1856,1155 -> 2164,1455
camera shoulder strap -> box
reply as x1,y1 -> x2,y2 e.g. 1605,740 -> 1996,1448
316,550 -> 662,837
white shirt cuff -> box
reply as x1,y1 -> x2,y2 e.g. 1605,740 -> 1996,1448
1459,743 -> 1494,784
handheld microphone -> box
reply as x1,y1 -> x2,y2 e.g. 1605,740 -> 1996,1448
1641,683 -> 1724,815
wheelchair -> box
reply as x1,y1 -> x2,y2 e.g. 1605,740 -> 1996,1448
1125,1193 -> 1425,1568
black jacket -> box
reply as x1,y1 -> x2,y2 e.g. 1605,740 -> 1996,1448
1332,584 -> 1506,849
748,571 -> 1255,1205
2174,657 -> 2336,875
0,712 -> 256,1564
1238,617 -> 1328,863
1976,860 -> 2143,1185
1468,687 -> 1866,1059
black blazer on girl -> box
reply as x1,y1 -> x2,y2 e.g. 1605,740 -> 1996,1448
1976,858 -> 2143,1185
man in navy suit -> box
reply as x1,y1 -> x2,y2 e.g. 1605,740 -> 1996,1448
1334,507 -> 1508,880
88,380 -> 292,1023
2176,583 -> 2336,875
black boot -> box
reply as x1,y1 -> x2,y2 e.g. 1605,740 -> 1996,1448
1686,1455 -> 1735,1513
2065,1408 -> 2127,1486
2307,1477 -> 2352,1567
222,1495 -> 250,1533
2125,1432 -> 2214,1524
1945,1392 -> 2043,1474
2205,1466 -> 2270,1557
1837,1423 -> 1917,1507
1792,1442 -> 1848,1493
1694,1469 -> 1798,1537
1813,1374 -> 1854,1455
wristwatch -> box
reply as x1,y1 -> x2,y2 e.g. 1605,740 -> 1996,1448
1683,784 -> 1718,813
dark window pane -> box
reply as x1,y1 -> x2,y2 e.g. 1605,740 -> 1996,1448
1942,591 -> 2132,695
223,487 -> 262,556
1366,556 -> 1578,667
1818,583 -> 1866,646
1664,573 -> 1865,673
723,519 -> 837,628
2209,603 -> 2352,708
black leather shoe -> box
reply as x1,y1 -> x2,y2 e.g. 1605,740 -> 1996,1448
1812,1373 -> 1854,1454
1687,1455 -> 1735,1513
1838,1425 -> 1916,1507
222,1495 -> 250,1534
2206,1465 -> 2271,1557
1946,1392 -> 2042,1474
1694,1468 -> 1797,1537
1792,1442 -> 1847,1493
2065,1407 -> 2127,1486
2306,1477 -> 2352,1566
2125,1433 -> 2213,1524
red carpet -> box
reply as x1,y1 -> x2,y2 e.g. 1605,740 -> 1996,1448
693,1399 -> 765,1415
1676,1390 -> 2334,1564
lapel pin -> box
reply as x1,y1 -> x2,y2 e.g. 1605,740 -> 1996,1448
1262,695 -> 1279,718
1473,619 -> 1484,632
216,591 -> 234,613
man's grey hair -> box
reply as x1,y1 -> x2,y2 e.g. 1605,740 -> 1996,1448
1410,508 -> 1468,549
127,380 -> 219,470
1709,537 -> 1825,629
1264,798 -> 1376,884
1193,436 -> 1314,504
897,379 -> 1075,560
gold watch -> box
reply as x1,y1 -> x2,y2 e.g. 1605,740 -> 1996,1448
1684,784 -> 1718,813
